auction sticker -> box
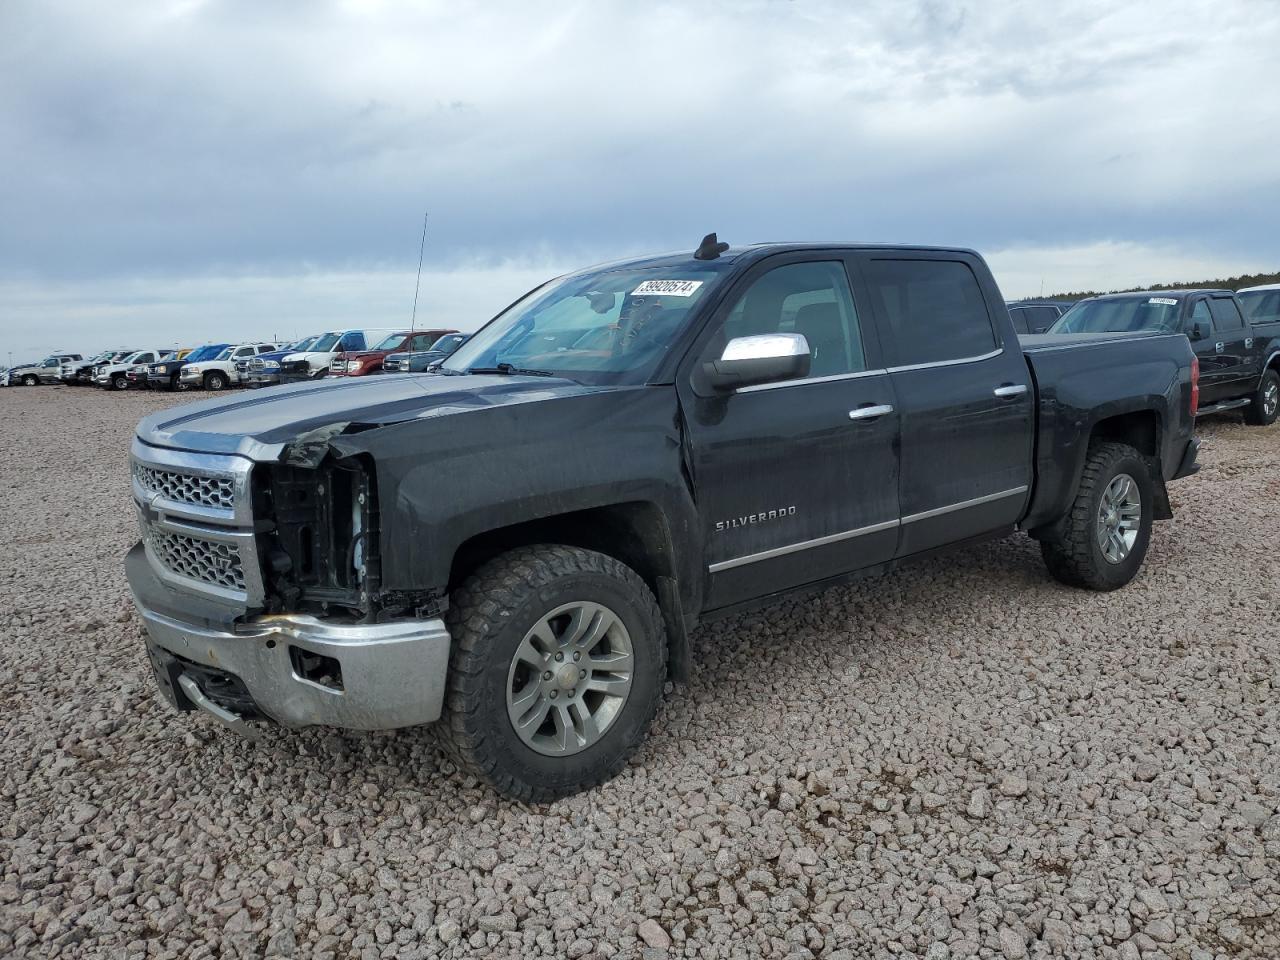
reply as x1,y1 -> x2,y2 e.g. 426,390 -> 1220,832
1148,297 -> 1178,305
632,279 -> 704,297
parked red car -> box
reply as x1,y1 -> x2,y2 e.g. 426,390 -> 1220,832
329,329 -> 458,377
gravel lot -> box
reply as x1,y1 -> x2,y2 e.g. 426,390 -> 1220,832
1,385 -> 1277,960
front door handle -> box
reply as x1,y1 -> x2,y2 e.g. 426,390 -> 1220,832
993,384 -> 1028,398
848,403 -> 894,421
1216,342 -> 1225,354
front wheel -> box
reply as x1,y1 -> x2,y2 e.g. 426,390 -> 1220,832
21,374 -> 38,386
111,374 -> 128,390
440,545 -> 667,802
1244,369 -> 1279,426
1040,441 -> 1154,591
204,371 -> 228,391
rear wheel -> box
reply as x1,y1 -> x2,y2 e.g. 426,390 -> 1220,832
440,545 -> 666,802
204,371 -> 228,391
1244,369 -> 1279,426
1040,441 -> 1154,591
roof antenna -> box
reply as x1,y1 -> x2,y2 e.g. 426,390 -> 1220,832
410,210 -> 429,331
694,232 -> 729,260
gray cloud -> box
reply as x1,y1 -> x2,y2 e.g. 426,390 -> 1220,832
1,0 -> 1279,359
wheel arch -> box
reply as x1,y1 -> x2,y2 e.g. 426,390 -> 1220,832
447,501 -> 692,681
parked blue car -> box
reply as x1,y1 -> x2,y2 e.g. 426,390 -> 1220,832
239,335 -> 322,388
145,343 -> 231,391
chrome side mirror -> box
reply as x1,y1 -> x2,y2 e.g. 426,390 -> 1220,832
703,333 -> 811,392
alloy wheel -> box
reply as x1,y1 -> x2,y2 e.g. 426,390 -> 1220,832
505,601 -> 634,757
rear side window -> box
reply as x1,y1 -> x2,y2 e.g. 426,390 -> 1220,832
1208,297 -> 1245,331
1008,308 -> 1030,334
863,259 -> 997,366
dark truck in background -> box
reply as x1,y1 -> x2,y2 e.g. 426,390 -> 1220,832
1050,289 -> 1280,424
126,238 -> 1200,800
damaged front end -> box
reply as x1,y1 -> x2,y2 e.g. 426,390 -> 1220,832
257,422 -> 445,623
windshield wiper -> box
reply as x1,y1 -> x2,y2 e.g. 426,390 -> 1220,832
467,363 -> 557,378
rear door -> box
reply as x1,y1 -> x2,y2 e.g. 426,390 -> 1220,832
678,252 -> 901,609
856,252 -> 1034,556
1206,295 -> 1256,402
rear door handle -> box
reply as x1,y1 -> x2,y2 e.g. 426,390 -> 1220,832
993,384 -> 1028,398
848,403 -> 894,421
1216,342 -> 1225,354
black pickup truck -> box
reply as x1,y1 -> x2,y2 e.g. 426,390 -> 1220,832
1050,289 -> 1280,424
126,237 -> 1200,800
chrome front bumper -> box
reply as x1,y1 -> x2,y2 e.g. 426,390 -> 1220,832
138,606 -> 452,731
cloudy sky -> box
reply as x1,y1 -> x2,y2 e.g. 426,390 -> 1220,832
2,0 -> 1279,362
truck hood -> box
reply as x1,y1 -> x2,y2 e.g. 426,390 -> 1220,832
135,373 -> 620,459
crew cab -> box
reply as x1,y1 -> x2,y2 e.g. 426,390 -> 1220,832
382,333 -> 471,372
6,352 -> 82,386
329,329 -> 458,377
1050,289 -> 1280,424
146,344 -> 229,391
275,329 -> 400,382
94,350 -> 173,390
179,343 -> 280,391
126,237 -> 1199,801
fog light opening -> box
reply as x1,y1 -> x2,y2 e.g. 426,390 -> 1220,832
289,647 -> 344,691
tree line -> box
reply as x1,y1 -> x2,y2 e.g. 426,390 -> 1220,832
1044,268 -> 1280,302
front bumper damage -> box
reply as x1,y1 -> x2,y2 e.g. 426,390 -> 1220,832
137,601 -> 451,732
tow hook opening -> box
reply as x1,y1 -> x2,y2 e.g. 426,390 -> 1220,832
289,646 -> 344,691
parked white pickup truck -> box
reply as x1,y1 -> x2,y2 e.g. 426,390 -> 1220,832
179,343 -> 280,391
93,350 -> 174,390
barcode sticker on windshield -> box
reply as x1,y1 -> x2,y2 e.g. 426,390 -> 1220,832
632,279 -> 703,297
1148,297 -> 1178,305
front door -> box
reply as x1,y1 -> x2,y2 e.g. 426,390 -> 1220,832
856,253 -> 1034,556
678,254 -> 901,610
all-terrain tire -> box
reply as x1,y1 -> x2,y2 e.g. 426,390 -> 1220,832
1040,441 -> 1155,591
439,544 -> 667,802
1243,368 -> 1280,426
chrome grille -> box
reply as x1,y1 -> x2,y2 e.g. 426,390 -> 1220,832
146,527 -> 245,591
133,463 -> 235,510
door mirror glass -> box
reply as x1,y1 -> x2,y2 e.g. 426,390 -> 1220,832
703,334 -> 811,392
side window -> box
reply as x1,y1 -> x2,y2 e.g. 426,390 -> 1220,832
342,333 -> 366,351
1008,308 -> 1030,334
136,353 -> 154,363
863,259 -> 998,367
713,260 -> 865,378
413,333 -> 439,351
1208,297 -> 1244,331
1189,300 -> 1211,331
235,347 -> 253,358
257,345 -> 274,354
1028,306 -> 1059,333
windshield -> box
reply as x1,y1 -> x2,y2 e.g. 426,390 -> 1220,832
310,333 -> 341,352
435,334 -> 467,352
1239,290 -> 1280,323
213,348 -> 234,361
287,335 -> 319,351
372,333 -> 410,351
1050,296 -> 1183,334
443,264 -> 731,383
